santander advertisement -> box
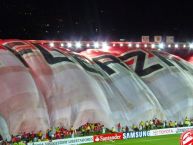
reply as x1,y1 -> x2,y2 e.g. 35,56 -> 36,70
93,133 -> 123,142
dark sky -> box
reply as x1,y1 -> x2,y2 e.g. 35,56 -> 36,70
0,0 -> 193,41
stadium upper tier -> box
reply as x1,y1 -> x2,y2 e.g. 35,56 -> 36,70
0,39 -> 193,141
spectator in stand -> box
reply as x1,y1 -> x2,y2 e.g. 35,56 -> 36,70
90,123 -> 94,133
180,120 -> 184,127
102,125 -> 106,134
145,121 -> 149,130
163,120 -> 166,128
121,127 -> 125,132
139,121 -> 145,130
174,121 -> 178,127
132,124 -> 139,131
55,130 -> 61,139
125,126 -> 129,133
149,120 -> 153,129
184,117 -> 191,126
111,127 -> 116,133
191,119 -> 193,126
70,126 -> 75,137
37,130 -> 43,140
117,123 -> 121,132
81,126 -> 85,136
58,127 -> 65,139
86,125 -> 91,135
48,129 -> 53,140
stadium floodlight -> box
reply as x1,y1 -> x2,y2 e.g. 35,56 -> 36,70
136,44 -> 140,48
159,43 -> 164,49
94,42 -> 99,48
183,44 -> 186,48
112,43 -> 116,47
151,44 -> 155,48
175,44 -> 178,48
60,43 -> 64,47
189,43 -> 193,49
144,44 -> 147,48
102,42 -> 110,50
102,42 -> 108,48
120,43 -> 123,47
86,43 -> 90,47
49,42 -> 54,47
128,43 -> 132,47
168,44 -> 171,48
67,42 -> 72,48
75,42 -> 81,48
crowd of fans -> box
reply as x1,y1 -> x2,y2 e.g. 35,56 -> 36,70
131,117 -> 193,132
1,117 -> 193,145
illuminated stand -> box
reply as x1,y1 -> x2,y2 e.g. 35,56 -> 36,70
31,40 -> 193,52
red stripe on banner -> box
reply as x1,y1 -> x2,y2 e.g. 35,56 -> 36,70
126,59 -> 134,65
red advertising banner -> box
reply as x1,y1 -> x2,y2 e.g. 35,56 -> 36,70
93,133 -> 123,142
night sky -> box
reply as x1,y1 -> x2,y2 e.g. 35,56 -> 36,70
0,0 -> 193,41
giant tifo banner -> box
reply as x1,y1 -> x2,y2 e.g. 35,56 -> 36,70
1,40 -> 193,140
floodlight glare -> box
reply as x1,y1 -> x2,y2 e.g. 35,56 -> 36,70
159,43 -> 164,49
120,43 -> 123,47
67,42 -> 72,48
75,42 -> 81,48
189,43 -> 193,49
86,43 -> 90,47
144,44 -> 147,48
168,44 -> 171,48
102,42 -> 108,48
128,43 -> 132,47
151,44 -> 155,48
50,42 -> 54,47
102,42 -> 110,50
60,43 -> 64,47
175,44 -> 178,48
136,44 -> 140,48
94,42 -> 99,48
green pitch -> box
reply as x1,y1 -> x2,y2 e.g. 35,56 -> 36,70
85,134 -> 181,145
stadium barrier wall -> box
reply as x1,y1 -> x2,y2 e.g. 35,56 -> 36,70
27,136 -> 93,145
149,126 -> 193,137
27,126 -> 193,145
93,133 -> 123,142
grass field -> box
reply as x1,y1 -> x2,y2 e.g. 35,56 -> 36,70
85,134 -> 181,145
